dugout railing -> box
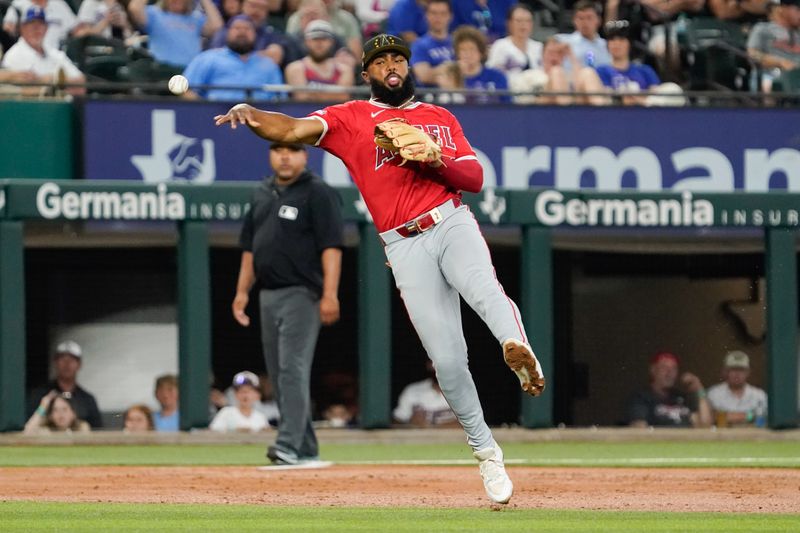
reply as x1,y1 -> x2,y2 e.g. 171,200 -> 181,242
0,181 -> 797,431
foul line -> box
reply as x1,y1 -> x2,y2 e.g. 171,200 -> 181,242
335,457 -> 800,466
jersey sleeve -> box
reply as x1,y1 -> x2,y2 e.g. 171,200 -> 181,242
445,109 -> 477,162
307,103 -> 355,159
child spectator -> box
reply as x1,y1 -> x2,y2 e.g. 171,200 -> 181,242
453,24 -> 509,103
209,371 -> 269,432
123,404 -> 155,433
24,391 -> 91,435
153,374 -> 180,432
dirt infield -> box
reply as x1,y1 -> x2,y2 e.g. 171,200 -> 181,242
2,465 -> 798,512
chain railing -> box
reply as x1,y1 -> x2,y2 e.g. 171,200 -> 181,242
0,79 -> 798,107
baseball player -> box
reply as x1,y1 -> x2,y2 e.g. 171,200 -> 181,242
215,33 -> 545,504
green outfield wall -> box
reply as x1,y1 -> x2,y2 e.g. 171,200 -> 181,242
0,181 -> 797,432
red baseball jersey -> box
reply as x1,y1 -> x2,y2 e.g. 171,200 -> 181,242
308,99 -> 478,232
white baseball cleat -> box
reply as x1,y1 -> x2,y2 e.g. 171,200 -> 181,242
473,442 -> 513,504
502,338 -> 546,397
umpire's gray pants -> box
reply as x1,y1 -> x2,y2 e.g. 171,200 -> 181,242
259,286 -> 321,460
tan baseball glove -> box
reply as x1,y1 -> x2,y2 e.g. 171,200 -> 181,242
374,118 -> 442,165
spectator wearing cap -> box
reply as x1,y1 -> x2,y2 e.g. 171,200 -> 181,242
2,0 -> 78,50
409,0 -> 454,87
209,371 -> 269,432
747,0 -> 800,92
286,0 -> 362,58
232,136 -> 343,465
182,14 -> 285,101
128,0 -> 224,69
626,351 -> 713,428
207,0 -> 302,70
285,19 -> 355,101
218,371 -> 280,425
153,374 -> 180,432
1,6 -> 86,95
707,351 -> 768,427
27,341 -> 102,428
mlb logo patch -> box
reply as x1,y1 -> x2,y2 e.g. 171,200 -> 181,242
279,205 -> 299,220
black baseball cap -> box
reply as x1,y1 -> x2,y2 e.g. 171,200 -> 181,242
270,141 -> 306,151
362,33 -> 411,70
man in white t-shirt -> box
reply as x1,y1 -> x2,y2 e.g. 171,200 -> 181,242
209,371 -> 269,432
707,351 -> 768,427
1,6 -> 85,94
393,360 -> 458,427
3,0 -> 78,50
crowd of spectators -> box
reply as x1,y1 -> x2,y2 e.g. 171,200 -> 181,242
1,0 -> 797,102
18,337 -> 772,434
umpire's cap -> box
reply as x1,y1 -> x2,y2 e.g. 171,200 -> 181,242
362,33 -> 411,70
269,141 -> 306,151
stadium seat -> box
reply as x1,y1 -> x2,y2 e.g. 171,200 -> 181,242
772,68 -> 800,93
65,35 -> 129,76
682,17 -> 750,92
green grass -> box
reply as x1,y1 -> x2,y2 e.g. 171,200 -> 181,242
0,503 -> 797,532
1,441 -> 799,467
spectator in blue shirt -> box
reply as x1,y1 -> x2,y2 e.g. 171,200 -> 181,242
451,0 -> 515,42
129,0 -> 224,68
453,24 -> 510,103
183,14 -> 285,101
386,0 -> 427,43
153,374 -> 180,432
410,0 -> 454,86
555,0 -> 611,71
596,21 -> 683,106
207,0 -> 301,70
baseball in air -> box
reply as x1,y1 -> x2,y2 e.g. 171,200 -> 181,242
168,75 -> 189,95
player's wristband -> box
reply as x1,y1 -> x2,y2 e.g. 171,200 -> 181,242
697,389 -> 707,398
746,411 -> 754,423
36,406 -> 46,417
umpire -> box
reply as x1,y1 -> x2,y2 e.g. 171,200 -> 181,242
233,141 -> 343,465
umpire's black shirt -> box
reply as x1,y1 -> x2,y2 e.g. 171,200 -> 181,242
239,170 -> 343,297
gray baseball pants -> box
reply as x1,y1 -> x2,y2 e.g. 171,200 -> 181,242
259,286 -> 320,460
383,204 -> 528,452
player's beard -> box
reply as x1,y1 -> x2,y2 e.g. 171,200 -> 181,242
370,73 -> 415,107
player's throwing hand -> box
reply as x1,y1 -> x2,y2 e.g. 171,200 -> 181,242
214,103 -> 262,129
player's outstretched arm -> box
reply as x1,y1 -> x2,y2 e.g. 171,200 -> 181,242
214,103 -> 324,145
